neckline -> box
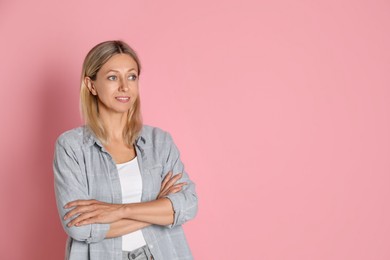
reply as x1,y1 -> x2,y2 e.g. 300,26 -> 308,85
116,156 -> 138,166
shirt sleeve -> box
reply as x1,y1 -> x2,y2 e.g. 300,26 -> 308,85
162,132 -> 199,229
53,137 -> 110,243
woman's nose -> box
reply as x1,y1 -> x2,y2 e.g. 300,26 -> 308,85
119,77 -> 129,91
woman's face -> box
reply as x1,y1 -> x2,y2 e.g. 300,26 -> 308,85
86,53 -> 139,115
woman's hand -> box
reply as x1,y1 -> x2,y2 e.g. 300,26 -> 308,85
63,200 -> 125,227
157,171 -> 187,199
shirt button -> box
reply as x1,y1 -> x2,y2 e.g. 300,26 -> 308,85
149,244 -> 153,249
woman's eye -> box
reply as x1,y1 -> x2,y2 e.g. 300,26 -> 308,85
128,75 -> 137,81
108,75 -> 117,81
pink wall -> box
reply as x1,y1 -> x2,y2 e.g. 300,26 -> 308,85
1,0 -> 389,259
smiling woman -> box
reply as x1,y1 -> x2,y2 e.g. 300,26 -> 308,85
84,54 -> 139,115
53,40 -> 198,260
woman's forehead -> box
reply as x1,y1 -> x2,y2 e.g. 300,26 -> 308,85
100,54 -> 138,72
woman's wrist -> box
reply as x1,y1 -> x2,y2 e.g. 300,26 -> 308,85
106,219 -> 151,238
119,203 -> 132,219
117,199 -> 173,225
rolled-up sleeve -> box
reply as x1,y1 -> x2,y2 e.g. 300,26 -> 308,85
53,137 -> 110,243
162,132 -> 198,229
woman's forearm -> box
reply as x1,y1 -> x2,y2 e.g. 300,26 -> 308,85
121,198 -> 174,226
106,219 -> 151,238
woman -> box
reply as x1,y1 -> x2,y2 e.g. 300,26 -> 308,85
53,40 -> 198,260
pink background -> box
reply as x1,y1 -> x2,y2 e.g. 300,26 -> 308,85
1,0 -> 389,259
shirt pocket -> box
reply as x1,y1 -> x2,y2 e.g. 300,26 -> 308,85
144,165 -> 163,200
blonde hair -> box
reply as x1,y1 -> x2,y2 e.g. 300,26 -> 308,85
80,40 -> 143,146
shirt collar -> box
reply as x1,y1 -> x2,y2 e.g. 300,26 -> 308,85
82,125 -> 146,149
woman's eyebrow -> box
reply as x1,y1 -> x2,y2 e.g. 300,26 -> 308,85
105,68 -> 137,74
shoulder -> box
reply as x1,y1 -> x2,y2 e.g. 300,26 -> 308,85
140,124 -> 174,145
55,126 -> 90,149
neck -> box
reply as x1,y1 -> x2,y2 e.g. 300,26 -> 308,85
98,109 -> 129,143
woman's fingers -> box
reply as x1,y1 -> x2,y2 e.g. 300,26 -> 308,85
74,216 -> 98,226
160,171 -> 173,191
159,172 -> 175,193
63,200 -> 110,220
164,186 -> 184,196
64,199 -> 97,209
64,204 -> 96,220
158,182 -> 187,198
65,203 -> 123,226
161,173 -> 183,193
67,210 -> 100,227
157,172 -> 186,199
168,182 -> 187,193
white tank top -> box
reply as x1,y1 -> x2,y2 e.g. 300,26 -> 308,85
116,156 -> 147,251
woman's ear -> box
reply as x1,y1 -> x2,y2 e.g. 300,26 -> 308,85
84,77 -> 97,96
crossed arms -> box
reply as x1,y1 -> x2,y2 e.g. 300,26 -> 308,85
63,172 -> 185,238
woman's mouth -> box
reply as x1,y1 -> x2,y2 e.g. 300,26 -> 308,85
115,96 -> 130,103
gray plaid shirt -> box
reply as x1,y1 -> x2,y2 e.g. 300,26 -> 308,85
53,125 -> 198,260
